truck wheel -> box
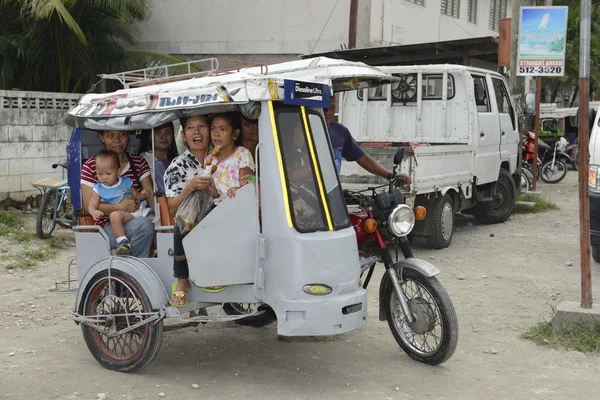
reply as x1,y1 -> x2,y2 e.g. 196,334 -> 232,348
475,169 -> 516,224
592,246 -> 600,263
427,194 -> 454,249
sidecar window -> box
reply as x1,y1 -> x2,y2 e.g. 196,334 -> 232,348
275,107 -> 328,233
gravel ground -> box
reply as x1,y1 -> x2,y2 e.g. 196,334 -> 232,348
1,171 -> 599,400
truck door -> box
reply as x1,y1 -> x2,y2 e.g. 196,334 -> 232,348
491,77 -> 518,173
472,74 -> 501,184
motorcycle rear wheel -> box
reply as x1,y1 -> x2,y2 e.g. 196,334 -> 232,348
384,267 -> 458,365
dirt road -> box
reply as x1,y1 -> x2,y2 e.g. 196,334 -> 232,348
1,172 -> 599,400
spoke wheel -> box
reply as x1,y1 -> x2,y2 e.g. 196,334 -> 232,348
36,189 -> 58,239
384,267 -> 458,365
81,270 -> 163,372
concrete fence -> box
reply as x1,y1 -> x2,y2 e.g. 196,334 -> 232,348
0,90 -> 81,203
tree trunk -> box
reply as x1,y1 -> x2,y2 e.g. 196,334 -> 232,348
570,85 -> 580,107
550,81 -> 560,103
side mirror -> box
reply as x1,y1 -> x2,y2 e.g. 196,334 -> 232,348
394,148 -> 405,165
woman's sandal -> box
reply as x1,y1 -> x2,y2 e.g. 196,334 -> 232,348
201,285 -> 229,293
170,282 -> 189,307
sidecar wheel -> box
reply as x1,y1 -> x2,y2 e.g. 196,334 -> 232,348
81,270 -> 163,373
384,267 -> 458,365
222,303 -> 276,327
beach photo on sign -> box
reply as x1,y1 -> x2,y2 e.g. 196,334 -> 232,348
519,7 -> 568,59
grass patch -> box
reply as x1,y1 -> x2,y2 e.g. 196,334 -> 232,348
0,209 -> 23,228
523,310 -> 600,353
0,209 -> 70,270
513,193 -> 559,214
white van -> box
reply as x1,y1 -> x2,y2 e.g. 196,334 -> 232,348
339,64 -> 520,248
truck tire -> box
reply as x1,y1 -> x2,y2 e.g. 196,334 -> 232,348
475,169 -> 515,224
427,194 -> 454,249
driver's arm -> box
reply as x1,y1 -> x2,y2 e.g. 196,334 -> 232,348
339,124 -> 391,179
356,154 -> 390,179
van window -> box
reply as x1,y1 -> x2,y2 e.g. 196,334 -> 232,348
357,85 -> 387,101
472,75 -> 490,112
492,78 -> 516,130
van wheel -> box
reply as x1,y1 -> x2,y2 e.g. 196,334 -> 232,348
592,246 -> 600,263
475,170 -> 515,224
427,194 -> 454,249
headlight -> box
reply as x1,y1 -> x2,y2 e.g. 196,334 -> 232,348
387,204 -> 415,237
590,165 -> 600,192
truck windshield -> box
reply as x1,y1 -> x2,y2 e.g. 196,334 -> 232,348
274,104 -> 350,233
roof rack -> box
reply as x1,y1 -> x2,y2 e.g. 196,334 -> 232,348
100,58 -> 220,88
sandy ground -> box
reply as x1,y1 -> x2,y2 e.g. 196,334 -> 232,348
1,171 -> 599,400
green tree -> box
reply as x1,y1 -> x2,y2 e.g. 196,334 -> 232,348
0,0 -> 193,93
540,0 -> 600,104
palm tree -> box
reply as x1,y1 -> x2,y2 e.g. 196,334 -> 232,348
0,0 -> 196,93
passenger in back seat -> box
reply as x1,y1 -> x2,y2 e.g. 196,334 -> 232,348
138,122 -> 178,196
81,130 -> 155,258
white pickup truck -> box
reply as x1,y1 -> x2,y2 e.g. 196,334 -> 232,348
339,65 -> 520,248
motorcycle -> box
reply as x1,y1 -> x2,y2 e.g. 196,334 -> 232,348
523,131 -> 568,184
344,149 -> 459,365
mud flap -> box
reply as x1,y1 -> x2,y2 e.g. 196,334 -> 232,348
378,258 -> 441,321
75,256 -> 169,318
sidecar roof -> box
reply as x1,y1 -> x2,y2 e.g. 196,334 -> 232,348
65,57 -> 399,131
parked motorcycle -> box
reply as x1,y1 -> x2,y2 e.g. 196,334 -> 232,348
344,149 -> 459,365
523,131 -> 568,184
520,164 -> 533,193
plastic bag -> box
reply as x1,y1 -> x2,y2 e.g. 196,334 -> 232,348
174,186 -> 214,233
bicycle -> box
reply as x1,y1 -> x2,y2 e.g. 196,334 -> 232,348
31,162 -> 72,239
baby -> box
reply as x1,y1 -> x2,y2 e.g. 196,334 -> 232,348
88,151 -> 154,255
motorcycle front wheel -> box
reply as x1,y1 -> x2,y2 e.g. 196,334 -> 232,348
540,160 -> 567,184
384,267 -> 458,365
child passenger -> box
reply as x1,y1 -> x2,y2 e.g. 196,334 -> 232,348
88,150 -> 154,255
208,112 -> 255,202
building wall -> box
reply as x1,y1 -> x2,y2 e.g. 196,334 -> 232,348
0,90 -> 80,202
135,0 -> 512,60
135,0 -> 352,57
369,0 -> 513,46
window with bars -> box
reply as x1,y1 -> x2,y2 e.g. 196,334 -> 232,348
467,0 -> 477,23
441,0 -> 460,18
405,0 -> 424,5
489,0 -> 507,31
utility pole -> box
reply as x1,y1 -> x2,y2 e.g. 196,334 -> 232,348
348,0 -> 359,49
578,0 -> 592,309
